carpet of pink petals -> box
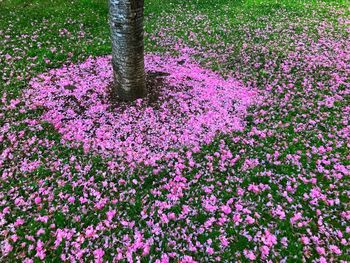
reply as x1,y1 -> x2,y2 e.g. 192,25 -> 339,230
0,3 -> 350,262
24,53 -> 259,171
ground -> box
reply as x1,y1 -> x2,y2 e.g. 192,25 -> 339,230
0,0 -> 350,262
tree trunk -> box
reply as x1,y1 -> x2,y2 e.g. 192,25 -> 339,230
109,0 -> 146,101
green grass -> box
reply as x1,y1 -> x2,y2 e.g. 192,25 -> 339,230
0,1 -> 345,196
1,0 -> 349,96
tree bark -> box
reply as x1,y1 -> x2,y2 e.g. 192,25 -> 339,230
109,0 -> 146,101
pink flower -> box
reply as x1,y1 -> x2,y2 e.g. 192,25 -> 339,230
301,236 -> 310,245
260,245 -> 270,258
142,244 -> 150,256
219,235 -> 229,247
281,237 -> 288,247
221,205 -> 231,214
261,230 -> 277,247
85,226 -> 95,238
232,213 -> 242,225
206,247 -> 214,255
329,245 -> 341,255
106,210 -> 116,221
181,255 -> 197,263
316,247 -> 325,255
14,218 -> 25,227
290,212 -> 302,224
244,249 -> 256,260
1,240 -> 13,256
35,240 -> 46,260
34,197 -> 42,205
68,196 -> 75,203
160,214 -> 169,224
93,248 -> 104,262
168,212 -> 176,220
245,215 -> 255,224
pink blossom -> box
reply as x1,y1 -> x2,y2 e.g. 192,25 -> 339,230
244,249 -> 256,260
93,248 -> 104,262
261,230 -> 277,247
34,196 -> 42,205
221,205 -> 231,214
329,245 -> 341,255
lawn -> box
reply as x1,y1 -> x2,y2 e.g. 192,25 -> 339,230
0,0 -> 349,262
